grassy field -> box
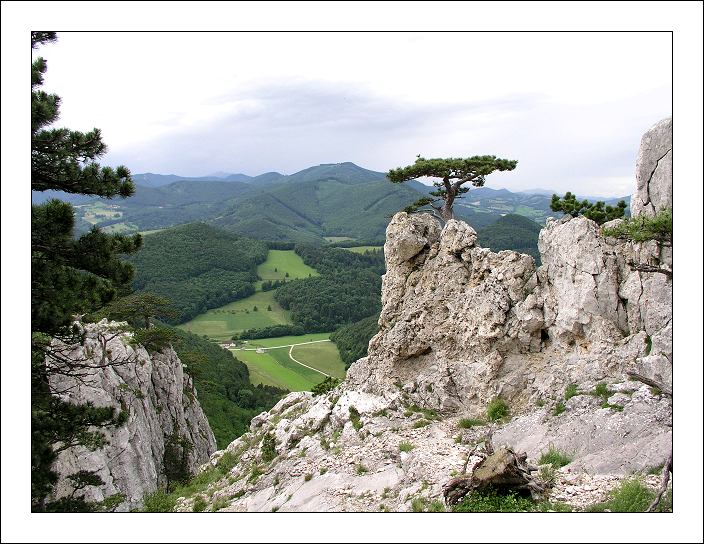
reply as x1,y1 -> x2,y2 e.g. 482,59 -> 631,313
79,202 -> 123,225
342,246 -> 383,254
256,250 -> 318,282
178,291 -> 291,340
178,250 -> 318,341
231,333 -> 345,391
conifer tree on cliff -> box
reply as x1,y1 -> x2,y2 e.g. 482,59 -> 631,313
387,155 -> 518,222
31,32 -> 142,511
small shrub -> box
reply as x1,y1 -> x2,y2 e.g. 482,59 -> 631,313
645,335 -> 652,355
192,495 -> 207,512
458,418 -> 484,429
320,467 -> 328,475
372,409 -> 388,417
553,402 -> 566,416
271,506 -> 279,512
231,489 -> 245,499
261,433 -> 277,463
650,386 -> 662,396
428,500 -> 446,512
539,465 -> 557,487
248,465 -> 263,483
535,398 -> 546,407
311,376 -> 340,396
601,401 -> 624,412
212,496 -> 229,512
592,382 -> 611,399
564,383 -> 579,401
320,437 -> 330,451
486,397 -> 509,421
405,404 -> 439,420
538,445 -> 572,469
399,441 -> 414,452
142,490 -> 177,512
304,473 -> 313,482
356,463 -> 368,475
411,497 -> 428,512
413,419 -> 430,428
349,406 -> 363,431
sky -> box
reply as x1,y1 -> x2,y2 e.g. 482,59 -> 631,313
34,31 -> 672,197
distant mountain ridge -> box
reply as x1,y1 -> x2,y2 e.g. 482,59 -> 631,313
40,161 -> 630,243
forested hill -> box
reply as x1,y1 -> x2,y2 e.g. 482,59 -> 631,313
272,246 -> 385,333
129,223 -> 268,322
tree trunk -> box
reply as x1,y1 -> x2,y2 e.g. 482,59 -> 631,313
441,189 -> 456,221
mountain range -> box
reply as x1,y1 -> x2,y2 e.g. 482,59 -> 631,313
31,161 -> 629,245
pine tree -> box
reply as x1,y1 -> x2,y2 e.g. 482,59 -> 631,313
550,192 -> 627,225
31,32 -> 143,511
388,155 -> 518,222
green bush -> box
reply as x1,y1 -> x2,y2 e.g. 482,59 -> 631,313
592,382 -> 612,399
486,398 -> 509,421
413,419 -> 430,428
261,433 -> 277,463
399,441 -> 414,452
564,384 -> 579,401
602,207 -> 672,244
142,489 -> 178,512
552,402 -> 566,416
349,406 -> 363,431
538,445 -> 572,469
304,473 -> 313,482
356,464 -> 368,475
458,418 -> 484,428
311,376 -> 340,396
192,495 -> 207,512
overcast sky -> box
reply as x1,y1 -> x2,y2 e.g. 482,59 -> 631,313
35,31 -> 671,196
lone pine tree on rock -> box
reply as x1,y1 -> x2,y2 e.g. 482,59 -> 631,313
387,155 -> 518,222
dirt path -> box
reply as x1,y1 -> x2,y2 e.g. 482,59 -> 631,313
288,345 -> 331,378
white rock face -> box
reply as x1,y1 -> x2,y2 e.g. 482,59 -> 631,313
48,321 -> 216,511
631,117 -> 672,217
176,119 -> 672,512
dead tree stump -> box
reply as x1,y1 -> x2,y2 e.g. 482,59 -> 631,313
443,445 -> 544,506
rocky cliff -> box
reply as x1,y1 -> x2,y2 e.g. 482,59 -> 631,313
170,118 -> 672,512
48,320 -> 217,511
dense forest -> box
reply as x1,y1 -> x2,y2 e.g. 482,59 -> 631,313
170,328 -> 285,447
273,246 -> 385,332
129,223 -> 268,322
330,313 -> 380,368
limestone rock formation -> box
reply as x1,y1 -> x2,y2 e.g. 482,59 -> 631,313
173,118 -> 672,512
48,320 -> 216,511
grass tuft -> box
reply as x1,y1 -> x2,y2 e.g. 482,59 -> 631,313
486,397 -> 509,421
458,418 -> 484,428
538,445 -> 572,469
564,383 -> 579,401
399,441 -> 414,453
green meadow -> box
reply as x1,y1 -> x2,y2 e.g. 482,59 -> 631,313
256,250 -> 318,282
178,290 -> 290,340
231,333 -> 346,391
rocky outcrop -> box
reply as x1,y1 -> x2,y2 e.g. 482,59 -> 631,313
631,117 -> 672,218
175,119 -> 672,512
48,320 -> 216,511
